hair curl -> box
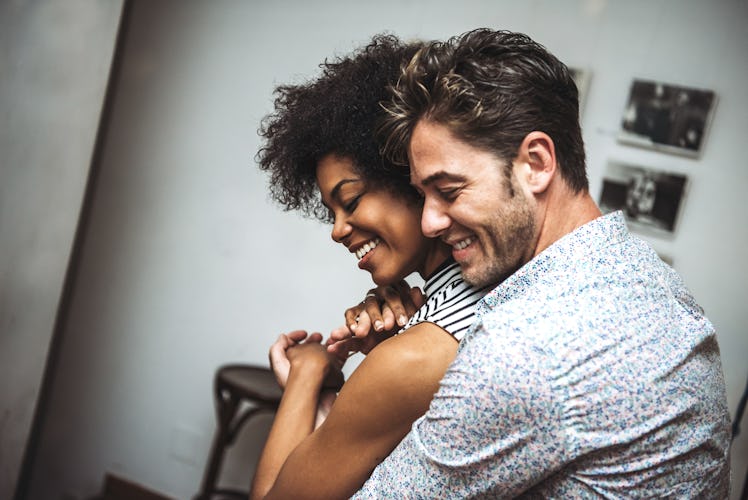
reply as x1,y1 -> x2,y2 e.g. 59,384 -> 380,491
257,34 -> 423,222
380,29 -> 588,193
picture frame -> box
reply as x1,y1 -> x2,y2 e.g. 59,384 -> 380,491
599,160 -> 688,236
618,79 -> 717,158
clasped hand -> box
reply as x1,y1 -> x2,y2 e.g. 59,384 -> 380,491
269,280 -> 424,392
326,280 -> 424,357
269,330 -> 345,391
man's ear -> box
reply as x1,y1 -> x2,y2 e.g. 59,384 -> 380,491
519,131 -> 556,194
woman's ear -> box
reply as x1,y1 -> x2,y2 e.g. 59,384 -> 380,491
520,131 -> 557,194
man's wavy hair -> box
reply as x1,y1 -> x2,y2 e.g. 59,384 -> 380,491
256,34 -> 423,222
380,29 -> 588,193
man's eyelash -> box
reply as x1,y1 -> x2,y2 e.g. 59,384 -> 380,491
438,187 -> 459,199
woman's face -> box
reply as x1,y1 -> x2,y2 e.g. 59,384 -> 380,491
316,153 -> 432,285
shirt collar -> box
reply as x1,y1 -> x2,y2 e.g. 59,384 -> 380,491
477,211 -> 628,315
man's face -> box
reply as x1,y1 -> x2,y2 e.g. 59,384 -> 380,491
408,120 -> 537,288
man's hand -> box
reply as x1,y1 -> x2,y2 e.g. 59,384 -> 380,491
327,281 -> 425,356
269,330 -> 319,389
286,340 -> 345,391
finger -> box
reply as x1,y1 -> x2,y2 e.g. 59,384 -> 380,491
307,332 -> 323,344
328,339 -> 355,365
352,310 -> 372,338
381,283 -> 411,327
273,333 -> 290,348
329,327 -> 352,343
328,325 -> 351,343
396,280 -> 423,316
344,303 -> 366,334
364,298 -> 386,332
269,335 -> 286,357
268,336 -> 291,370
326,336 -> 359,358
285,329 -> 309,344
326,339 -> 346,356
381,303 -> 396,331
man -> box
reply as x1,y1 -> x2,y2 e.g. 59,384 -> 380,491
352,28 -> 731,498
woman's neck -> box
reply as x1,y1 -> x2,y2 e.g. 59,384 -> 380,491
419,241 -> 453,280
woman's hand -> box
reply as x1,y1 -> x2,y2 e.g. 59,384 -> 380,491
269,330 -> 315,389
327,280 -> 425,356
288,340 -> 344,389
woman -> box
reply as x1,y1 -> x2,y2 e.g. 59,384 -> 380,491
249,35 -> 490,499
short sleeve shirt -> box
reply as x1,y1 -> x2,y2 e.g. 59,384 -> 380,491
353,211 -> 731,499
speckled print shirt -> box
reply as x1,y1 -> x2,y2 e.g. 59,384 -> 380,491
354,211 -> 731,499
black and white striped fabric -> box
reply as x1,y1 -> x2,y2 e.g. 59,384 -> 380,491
400,258 -> 490,341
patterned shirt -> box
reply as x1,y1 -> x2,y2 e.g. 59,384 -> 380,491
354,211 -> 731,499
401,258 -> 491,341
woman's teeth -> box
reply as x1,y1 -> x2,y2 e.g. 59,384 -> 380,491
454,237 -> 474,250
356,238 -> 380,260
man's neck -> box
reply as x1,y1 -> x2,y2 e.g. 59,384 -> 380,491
533,189 -> 602,259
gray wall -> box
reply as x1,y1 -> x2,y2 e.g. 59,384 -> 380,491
15,1 -> 748,499
0,1 -> 123,498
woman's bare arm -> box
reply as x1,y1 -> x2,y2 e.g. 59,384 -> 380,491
254,322 -> 458,499
249,340 -> 340,499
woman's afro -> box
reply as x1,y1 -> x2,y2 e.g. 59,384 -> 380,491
256,34 -> 422,222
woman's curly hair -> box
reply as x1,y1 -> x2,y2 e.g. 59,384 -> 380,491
257,34 -> 423,222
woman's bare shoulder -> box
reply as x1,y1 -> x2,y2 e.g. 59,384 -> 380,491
344,322 -> 458,399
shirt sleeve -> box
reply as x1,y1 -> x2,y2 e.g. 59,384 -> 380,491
352,321 -> 567,499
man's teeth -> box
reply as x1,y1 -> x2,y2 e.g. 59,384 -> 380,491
454,237 -> 474,250
356,238 -> 380,260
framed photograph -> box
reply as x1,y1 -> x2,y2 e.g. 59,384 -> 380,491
618,79 -> 717,158
569,67 -> 591,115
599,160 -> 688,236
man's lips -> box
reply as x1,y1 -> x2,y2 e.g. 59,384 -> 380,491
450,236 -> 475,250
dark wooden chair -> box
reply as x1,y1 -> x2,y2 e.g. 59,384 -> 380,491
194,364 -> 282,500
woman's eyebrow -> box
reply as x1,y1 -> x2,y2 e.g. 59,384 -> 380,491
330,178 -> 362,201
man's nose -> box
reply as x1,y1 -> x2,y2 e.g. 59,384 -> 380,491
421,197 -> 450,238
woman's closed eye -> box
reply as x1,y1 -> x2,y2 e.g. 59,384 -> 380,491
342,194 -> 363,213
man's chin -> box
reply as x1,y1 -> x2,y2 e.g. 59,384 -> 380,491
460,261 -> 507,289
459,265 -> 486,288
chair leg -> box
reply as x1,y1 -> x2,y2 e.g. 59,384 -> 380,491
194,384 -> 240,500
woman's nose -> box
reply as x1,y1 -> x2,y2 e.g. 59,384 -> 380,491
330,215 -> 352,243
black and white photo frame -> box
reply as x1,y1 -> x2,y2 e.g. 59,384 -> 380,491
599,160 -> 688,236
618,79 -> 717,158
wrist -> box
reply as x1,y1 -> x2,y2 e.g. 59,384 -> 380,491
288,358 -> 329,385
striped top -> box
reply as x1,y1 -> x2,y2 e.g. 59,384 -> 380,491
400,258 -> 490,341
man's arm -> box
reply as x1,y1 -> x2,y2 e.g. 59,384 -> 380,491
255,323 -> 458,499
352,323 -> 565,499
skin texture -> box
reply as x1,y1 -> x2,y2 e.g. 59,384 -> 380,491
409,119 -> 602,287
249,155 -> 459,500
317,154 -> 447,286
409,120 -> 537,288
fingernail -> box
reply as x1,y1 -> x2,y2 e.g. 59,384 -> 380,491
398,315 -> 407,326
374,321 -> 384,331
